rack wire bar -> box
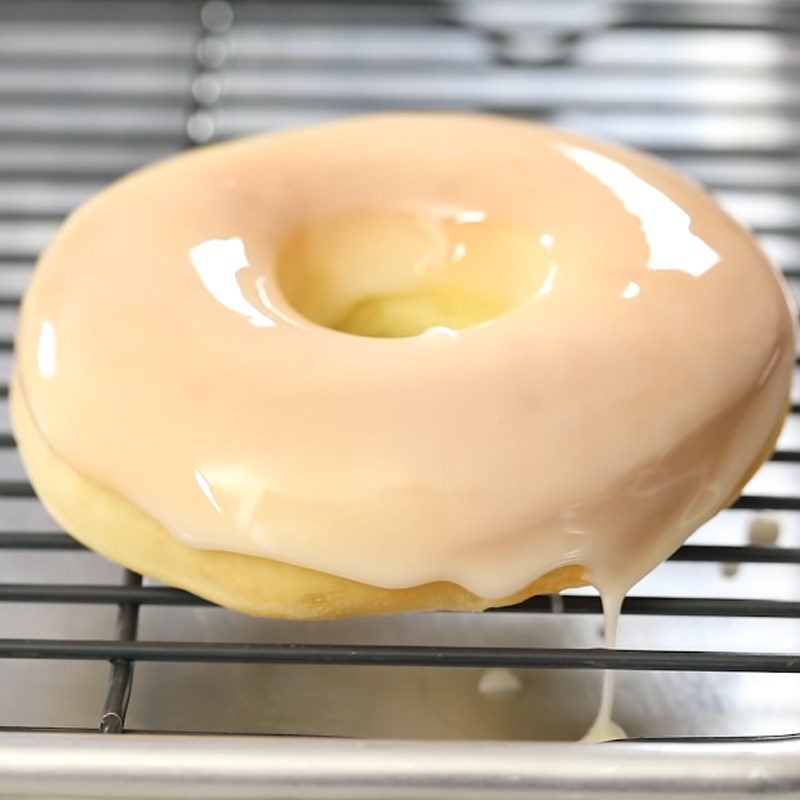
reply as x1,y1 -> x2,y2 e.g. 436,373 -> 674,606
1,640 -> 798,673
0,583 -> 799,619
2,534 -> 799,563
0,533 -> 83,550
98,571 -> 142,734
731,495 -> 800,510
3,481 -> 800,505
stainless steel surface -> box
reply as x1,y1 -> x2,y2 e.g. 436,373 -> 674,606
2,733 -> 800,799
1,0 -> 800,797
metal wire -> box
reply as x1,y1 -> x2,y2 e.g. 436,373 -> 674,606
0,0 -> 798,742
1,582 -> 800,619
99,571 -> 142,734
1,640 -> 798,673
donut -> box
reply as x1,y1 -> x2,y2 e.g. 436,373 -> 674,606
12,114 -> 795,619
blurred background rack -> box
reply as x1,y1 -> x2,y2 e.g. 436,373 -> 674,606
0,1 -> 799,798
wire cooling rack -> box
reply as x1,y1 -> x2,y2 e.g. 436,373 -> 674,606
0,1 -> 799,797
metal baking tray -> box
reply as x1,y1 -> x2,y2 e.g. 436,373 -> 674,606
0,1 -> 799,797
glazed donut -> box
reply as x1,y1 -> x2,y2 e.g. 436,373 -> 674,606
13,114 -> 795,618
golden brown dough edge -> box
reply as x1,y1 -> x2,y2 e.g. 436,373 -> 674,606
11,374 -> 784,620
10,374 -> 588,619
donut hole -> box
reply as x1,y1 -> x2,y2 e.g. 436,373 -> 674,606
276,210 -> 553,338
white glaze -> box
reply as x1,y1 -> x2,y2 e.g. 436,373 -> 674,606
15,114 -> 795,609
582,593 -> 627,742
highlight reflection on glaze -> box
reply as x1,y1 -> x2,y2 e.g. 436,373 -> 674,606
36,320 -> 57,381
190,238 -> 277,329
621,281 -> 640,299
194,470 -> 222,515
560,144 -> 720,277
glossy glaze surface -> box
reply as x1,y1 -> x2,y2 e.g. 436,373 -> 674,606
14,114 -> 795,604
